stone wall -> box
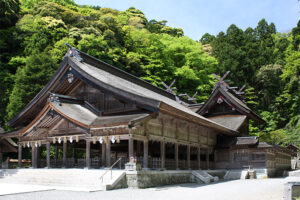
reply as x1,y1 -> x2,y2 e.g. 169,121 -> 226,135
125,170 -> 195,188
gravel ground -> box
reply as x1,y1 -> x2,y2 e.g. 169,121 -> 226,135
1,177 -> 300,200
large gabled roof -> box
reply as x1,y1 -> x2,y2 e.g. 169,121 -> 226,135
9,46 -> 238,135
197,84 -> 264,123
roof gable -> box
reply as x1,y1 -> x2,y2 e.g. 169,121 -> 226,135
197,85 -> 264,123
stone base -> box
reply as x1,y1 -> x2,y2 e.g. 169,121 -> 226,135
126,170 -> 195,188
125,162 -> 141,171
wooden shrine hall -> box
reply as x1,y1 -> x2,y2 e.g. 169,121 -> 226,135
3,45 -> 292,173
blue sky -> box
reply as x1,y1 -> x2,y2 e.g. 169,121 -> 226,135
74,0 -> 300,40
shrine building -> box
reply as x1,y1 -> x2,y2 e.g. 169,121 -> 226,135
1,45 -> 292,177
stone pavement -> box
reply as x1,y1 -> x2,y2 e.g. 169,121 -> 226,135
1,177 -> 300,200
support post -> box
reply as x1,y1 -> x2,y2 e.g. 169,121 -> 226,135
187,145 -> 191,169
18,143 -> 22,168
206,148 -> 210,170
36,146 -> 41,168
98,144 -> 102,168
63,141 -> 67,168
31,145 -> 37,168
160,141 -> 165,169
197,146 -> 201,169
46,141 -> 50,168
143,140 -> 148,169
128,137 -> 134,158
86,139 -> 91,169
101,143 -> 106,167
106,139 -> 111,167
175,143 -> 179,170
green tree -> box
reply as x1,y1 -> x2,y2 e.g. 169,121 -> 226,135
0,0 -> 20,29
6,51 -> 57,121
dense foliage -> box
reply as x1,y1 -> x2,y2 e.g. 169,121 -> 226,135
0,0 -> 299,146
201,20 -> 300,146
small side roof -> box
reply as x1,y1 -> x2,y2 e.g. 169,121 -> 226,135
216,136 -> 259,148
197,84 -> 264,123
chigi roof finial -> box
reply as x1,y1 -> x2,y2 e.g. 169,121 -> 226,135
162,79 -> 177,95
212,71 -> 231,89
178,91 -> 198,103
64,43 -> 83,62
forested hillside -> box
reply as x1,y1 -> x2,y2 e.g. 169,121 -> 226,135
0,0 -> 299,146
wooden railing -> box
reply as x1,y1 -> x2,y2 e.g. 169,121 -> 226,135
99,157 -> 122,183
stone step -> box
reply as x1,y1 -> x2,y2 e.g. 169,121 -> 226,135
0,169 -> 125,191
224,170 -> 249,180
192,170 -> 219,184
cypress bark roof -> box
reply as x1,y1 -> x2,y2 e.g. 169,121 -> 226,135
50,101 -> 150,128
216,136 -> 259,148
208,115 -> 247,131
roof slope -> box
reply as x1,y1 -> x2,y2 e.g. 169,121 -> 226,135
208,115 -> 247,131
51,101 -> 150,128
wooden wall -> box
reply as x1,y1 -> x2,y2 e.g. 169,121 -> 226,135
131,112 -> 217,148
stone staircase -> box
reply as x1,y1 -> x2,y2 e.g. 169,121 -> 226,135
192,170 -> 219,184
223,169 -> 250,180
0,168 -> 126,191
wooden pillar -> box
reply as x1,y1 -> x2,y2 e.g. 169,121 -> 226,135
187,145 -> 191,169
18,143 -> 22,168
46,142 -> 51,168
31,145 -> 37,168
37,146 -> 41,168
106,139 -> 111,167
86,139 -> 91,169
101,143 -> 106,167
197,146 -> 201,169
128,137 -> 134,158
175,143 -> 179,170
63,141 -> 67,168
160,141 -> 165,169
98,144 -> 102,168
143,140 -> 148,169
0,152 -> 2,169
206,148 -> 209,170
